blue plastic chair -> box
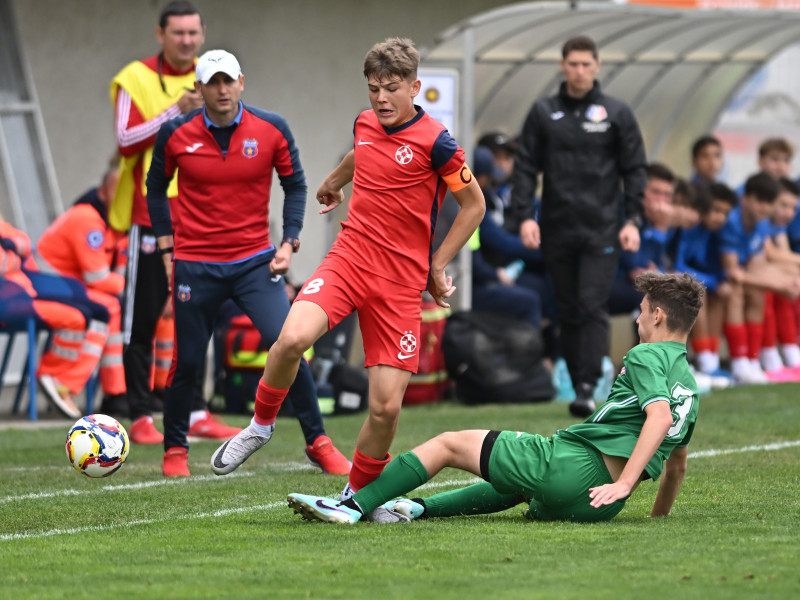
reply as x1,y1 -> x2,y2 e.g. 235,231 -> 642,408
0,280 -> 44,420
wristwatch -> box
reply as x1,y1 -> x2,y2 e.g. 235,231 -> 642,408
282,237 -> 300,253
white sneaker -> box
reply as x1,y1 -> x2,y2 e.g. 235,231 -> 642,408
748,359 -> 769,384
384,498 -> 425,520
38,374 -> 81,419
364,506 -> 411,523
210,423 -> 273,475
732,358 -> 767,385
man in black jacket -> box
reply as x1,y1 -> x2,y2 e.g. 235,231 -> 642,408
509,35 -> 647,417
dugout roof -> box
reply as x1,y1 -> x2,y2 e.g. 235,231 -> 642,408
420,1 -> 800,169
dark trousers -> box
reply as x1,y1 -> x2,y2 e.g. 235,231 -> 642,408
122,225 -> 204,421
472,283 -> 542,329
542,235 -> 619,390
164,252 -> 324,450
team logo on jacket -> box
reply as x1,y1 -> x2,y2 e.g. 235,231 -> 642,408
583,104 -> 611,133
395,145 -> 413,165
86,230 -> 105,249
177,284 -> 191,303
586,105 -> 608,123
397,331 -> 417,360
141,235 -> 157,255
242,139 -> 259,158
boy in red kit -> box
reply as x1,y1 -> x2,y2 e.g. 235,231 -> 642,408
211,37 -> 485,521
719,173 -> 800,384
760,178 -> 800,377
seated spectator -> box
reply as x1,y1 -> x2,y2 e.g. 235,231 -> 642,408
609,163 -> 677,316
470,147 -> 542,330
736,137 -> 794,196
760,178 -> 800,378
691,135 -> 724,186
29,167 -> 128,409
477,131 -> 517,213
1,212 -> 107,418
718,173 -> 800,384
674,183 -> 737,382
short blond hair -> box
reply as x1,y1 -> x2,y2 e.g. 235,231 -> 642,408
363,37 -> 419,82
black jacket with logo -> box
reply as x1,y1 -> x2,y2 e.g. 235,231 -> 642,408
509,81 -> 646,244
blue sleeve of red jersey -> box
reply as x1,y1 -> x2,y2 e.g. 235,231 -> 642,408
146,119 -> 179,238
430,129 -> 464,175
246,106 -> 307,240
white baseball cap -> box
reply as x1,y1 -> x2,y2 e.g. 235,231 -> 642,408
195,49 -> 242,84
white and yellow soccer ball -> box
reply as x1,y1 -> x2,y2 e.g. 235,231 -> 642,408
65,414 -> 130,477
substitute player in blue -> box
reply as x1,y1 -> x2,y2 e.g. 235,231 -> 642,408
147,49 -> 349,477
288,272 -> 705,524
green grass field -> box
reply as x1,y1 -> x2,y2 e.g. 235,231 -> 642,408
1,384 -> 799,599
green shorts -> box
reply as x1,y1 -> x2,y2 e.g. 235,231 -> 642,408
482,430 -> 626,522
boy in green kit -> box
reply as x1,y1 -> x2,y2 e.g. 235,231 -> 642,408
288,271 -> 705,523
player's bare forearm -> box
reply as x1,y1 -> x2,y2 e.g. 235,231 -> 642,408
650,446 -> 687,517
316,151 -> 355,214
431,179 -> 485,272
589,401 -> 672,507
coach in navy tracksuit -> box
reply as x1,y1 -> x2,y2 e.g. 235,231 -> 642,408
508,36 -> 647,418
147,50 -> 348,476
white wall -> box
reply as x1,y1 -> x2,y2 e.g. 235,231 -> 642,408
14,0 -> 515,279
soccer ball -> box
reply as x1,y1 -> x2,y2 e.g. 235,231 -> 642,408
65,414 -> 130,478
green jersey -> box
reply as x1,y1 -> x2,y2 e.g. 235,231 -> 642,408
558,341 -> 699,481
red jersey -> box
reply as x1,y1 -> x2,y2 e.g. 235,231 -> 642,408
331,107 -> 465,290
147,103 -> 306,263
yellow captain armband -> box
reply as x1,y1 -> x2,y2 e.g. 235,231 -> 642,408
443,163 -> 474,193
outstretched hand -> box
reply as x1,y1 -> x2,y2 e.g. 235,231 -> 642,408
588,481 -> 632,508
316,186 -> 344,214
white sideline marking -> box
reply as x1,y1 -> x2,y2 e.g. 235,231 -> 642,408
0,471 -> 255,504
2,440 -> 797,542
688,439 -> 800,458
0,502 -> 284,541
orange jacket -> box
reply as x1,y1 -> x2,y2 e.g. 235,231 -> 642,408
36,203 -> 124,296
1,221 -> 36,295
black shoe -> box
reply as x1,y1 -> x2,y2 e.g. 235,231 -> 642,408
569,383 -> 596,418
101,393 -> 130,419
569,397 -> 596,418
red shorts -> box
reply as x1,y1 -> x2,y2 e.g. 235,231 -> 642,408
295,253 -> 422,372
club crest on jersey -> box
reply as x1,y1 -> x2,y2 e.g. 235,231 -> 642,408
86,230 -> 105,249
395,145 -> 414,165
141,235 -> 157,255
242,139 -> 259,158
177,284 -> 191,302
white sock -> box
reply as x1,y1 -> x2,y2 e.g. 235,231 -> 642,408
780,344 -> 800,368
248,417 -> 274,437
189,409 -> 208,427
760,347 -> 783,373
339,482 -> 355,502
696,351 -> 719,374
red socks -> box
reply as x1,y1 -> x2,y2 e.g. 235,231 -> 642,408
723,323 -> 748,359
253,380 -> 288,426
347,447 -> 391,493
